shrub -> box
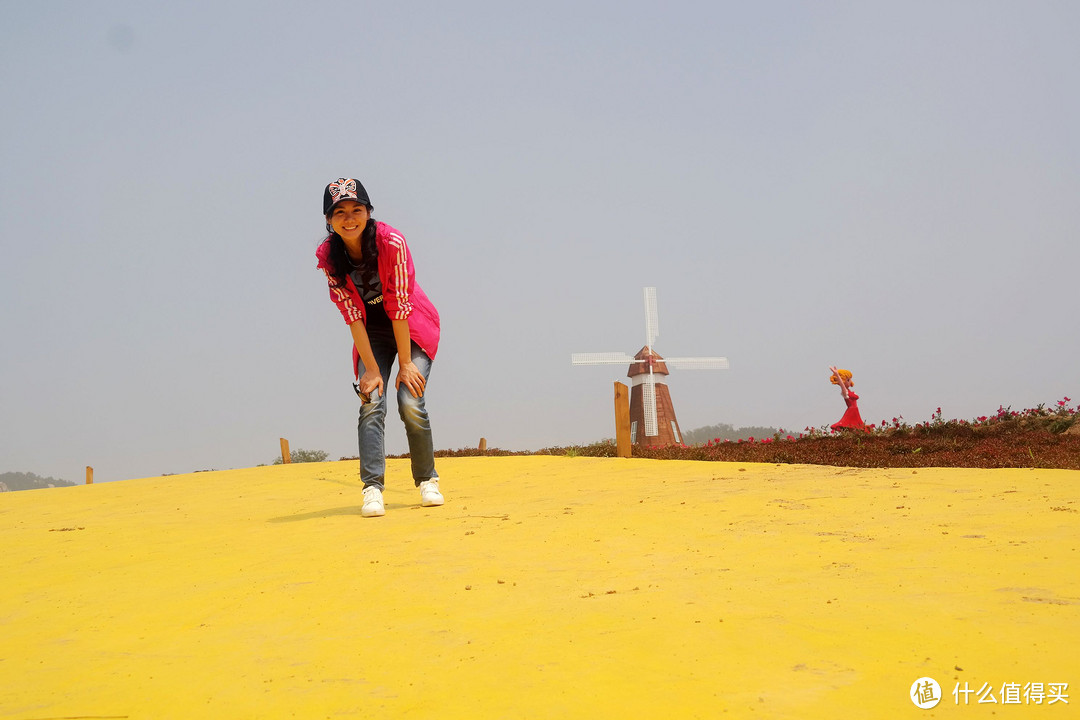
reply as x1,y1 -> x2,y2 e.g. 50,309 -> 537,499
272,448 -> 329,464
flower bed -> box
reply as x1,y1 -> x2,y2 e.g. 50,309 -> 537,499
423,398 -> 1080,470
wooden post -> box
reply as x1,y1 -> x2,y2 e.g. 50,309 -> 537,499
614,381 -> 632,458
280,438 -> 291,464
85,466 -> 94,485
478,437 -> 487,452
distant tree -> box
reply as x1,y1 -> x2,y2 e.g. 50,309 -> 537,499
272,449 -> 330,465
681,423 -> 787,445
0,471 -> 77,492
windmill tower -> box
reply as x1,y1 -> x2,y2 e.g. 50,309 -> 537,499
572,287 -> 729,446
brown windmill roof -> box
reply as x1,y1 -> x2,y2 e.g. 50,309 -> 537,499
627,346 -> 669,377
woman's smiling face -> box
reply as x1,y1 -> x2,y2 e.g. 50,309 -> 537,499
328,199 -> 370,243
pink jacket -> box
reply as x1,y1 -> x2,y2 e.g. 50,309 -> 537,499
316,221 -> 441,376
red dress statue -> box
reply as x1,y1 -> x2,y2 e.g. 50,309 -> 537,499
829,366 -> 866,431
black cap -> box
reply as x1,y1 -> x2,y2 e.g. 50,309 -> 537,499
323,177 -> 372,215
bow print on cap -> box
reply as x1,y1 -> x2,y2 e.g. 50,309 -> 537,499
328,178 -> 358,202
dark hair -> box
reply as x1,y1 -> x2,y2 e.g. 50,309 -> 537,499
323,217 -> 378,285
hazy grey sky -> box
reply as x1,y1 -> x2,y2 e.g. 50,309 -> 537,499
3,1 -> 1078,483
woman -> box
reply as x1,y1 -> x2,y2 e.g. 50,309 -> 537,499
316,177 -> 443,518
828,366 -> 866,432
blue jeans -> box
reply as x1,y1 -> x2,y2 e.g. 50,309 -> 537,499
358,328 -> 438,491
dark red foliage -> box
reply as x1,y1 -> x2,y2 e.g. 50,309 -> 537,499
625,425 -> 1080,469
389,401 -> 1080,470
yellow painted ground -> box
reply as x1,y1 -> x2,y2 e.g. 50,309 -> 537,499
1,457 -> 1077,719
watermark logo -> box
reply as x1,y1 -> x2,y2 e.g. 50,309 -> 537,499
911,677 -> 942,709
910,677 -> 1069,708
953,681 -> 1069,705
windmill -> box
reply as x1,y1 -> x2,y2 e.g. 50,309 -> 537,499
572,287 -> 729,446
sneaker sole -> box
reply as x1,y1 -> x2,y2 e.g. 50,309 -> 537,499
421,497 -> 444,507
361,507 -> 385,518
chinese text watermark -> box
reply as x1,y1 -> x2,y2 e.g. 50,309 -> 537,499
911,679 -> 1070,708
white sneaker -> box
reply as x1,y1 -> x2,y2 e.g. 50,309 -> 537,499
361,486 -> 385,517
419,479 -> 444,507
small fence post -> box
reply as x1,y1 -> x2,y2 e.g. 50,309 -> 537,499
280,438 -> 291,464
614,382 -> 632,458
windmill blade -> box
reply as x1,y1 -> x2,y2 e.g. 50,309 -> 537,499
643,287 -> 658,349
642,370 -> 658,437
664,356 -> 730,370
571,352 -> 636,365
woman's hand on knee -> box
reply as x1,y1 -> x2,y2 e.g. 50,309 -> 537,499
395,361 -> 426,398
358,368 -> 384,400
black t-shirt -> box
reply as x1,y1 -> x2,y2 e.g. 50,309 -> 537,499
350,266 -> 391,329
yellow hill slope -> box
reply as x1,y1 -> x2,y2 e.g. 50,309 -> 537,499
1,457 -> 1077,718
